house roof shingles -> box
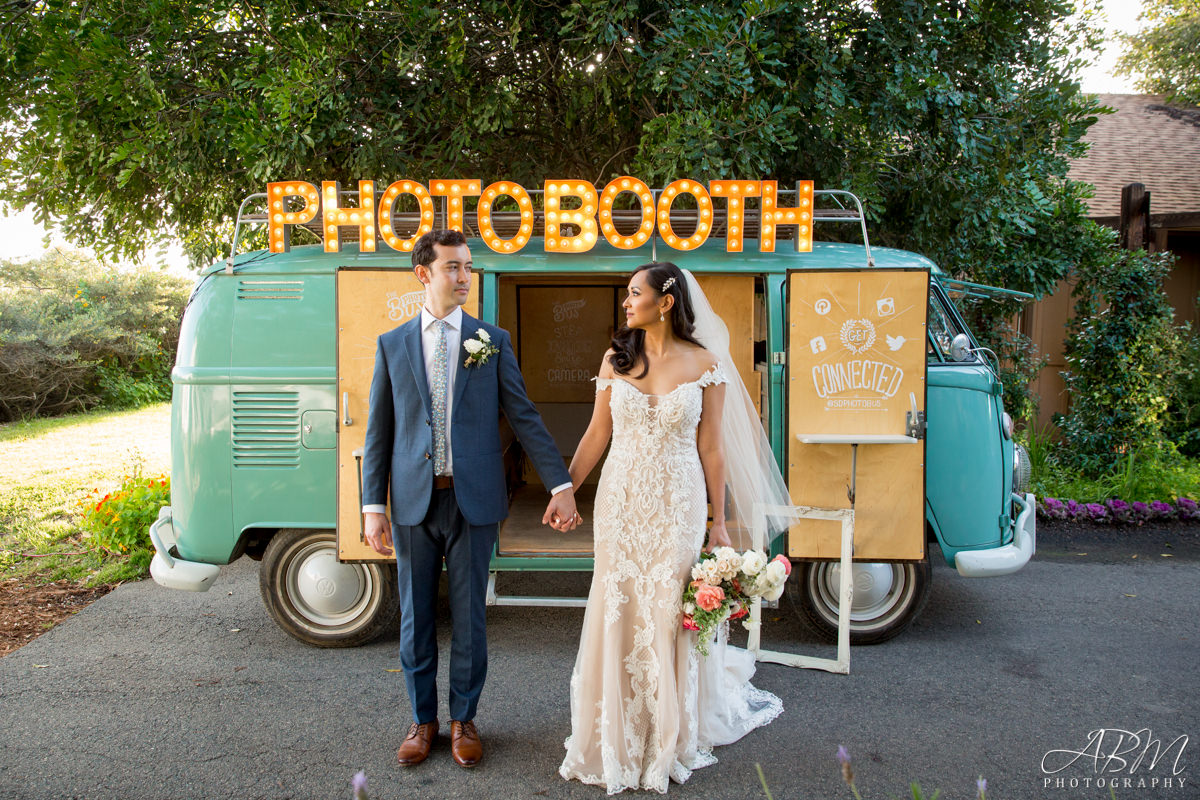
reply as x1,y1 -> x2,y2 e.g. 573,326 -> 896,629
1067,93 -> 1200,223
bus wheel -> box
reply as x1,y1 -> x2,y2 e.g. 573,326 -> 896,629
797,555 -> 932,645
260,529 -> 398,647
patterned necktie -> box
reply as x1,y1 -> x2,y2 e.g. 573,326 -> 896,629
432,320 -> 449,475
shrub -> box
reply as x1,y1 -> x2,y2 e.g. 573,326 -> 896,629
1032,442 -> 1200,503
0,249 -> 192,421
80,472 -> 171,555
1165,322 -> 1200,457
1058,229 -> 1183,475
1039,495 -> 1198,524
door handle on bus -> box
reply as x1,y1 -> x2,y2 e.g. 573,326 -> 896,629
342,392 -> 353,426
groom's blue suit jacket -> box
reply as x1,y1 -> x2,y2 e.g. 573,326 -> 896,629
361,312 -> 571,527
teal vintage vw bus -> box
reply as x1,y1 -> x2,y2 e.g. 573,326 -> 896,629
148,178 -> 1035,648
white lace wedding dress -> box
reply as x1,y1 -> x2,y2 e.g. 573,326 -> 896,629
559,364 -> 783,795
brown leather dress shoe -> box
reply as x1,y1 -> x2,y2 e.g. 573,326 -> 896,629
450,719 -> 482,768
396,721 -> 438,766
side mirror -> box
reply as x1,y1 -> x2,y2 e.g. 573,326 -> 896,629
949,333 -> 973,362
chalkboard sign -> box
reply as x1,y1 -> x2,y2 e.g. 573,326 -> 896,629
518,286 -> 617,403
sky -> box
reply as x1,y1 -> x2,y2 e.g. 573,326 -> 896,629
1076,0 -> 1143,95
0,0 -> 1148,272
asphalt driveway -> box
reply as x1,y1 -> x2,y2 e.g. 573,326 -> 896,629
1,532 -> 1196,800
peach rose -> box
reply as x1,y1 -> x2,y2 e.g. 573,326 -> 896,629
694,583 -> 725,613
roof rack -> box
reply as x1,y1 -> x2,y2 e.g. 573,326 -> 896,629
940,278 -> 1034,303
228,184 -> 874,272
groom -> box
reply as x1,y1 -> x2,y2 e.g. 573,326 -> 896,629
361,229 -> 579,768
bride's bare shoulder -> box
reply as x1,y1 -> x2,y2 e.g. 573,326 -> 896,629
682,345 -> 719,375
598,348 -> 617,379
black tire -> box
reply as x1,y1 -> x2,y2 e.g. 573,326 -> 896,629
259,529 -> 398,648
797,554 -> 932,645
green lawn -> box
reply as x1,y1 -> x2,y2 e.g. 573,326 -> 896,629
0,404 -> 170,585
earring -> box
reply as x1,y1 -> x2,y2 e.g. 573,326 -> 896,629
659,311 -> 665,322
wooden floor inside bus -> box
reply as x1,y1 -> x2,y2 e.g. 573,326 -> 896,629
499,483 -> 595,557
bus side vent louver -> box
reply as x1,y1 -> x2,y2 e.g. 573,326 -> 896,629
232,391 -> 301,468
237,280 -> 304,300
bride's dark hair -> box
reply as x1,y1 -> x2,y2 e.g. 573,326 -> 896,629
609,262 -> 704,378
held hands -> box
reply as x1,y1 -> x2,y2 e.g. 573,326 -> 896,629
364,512 -> 394,556
543,488 -> 581,532
704,518 -> 732,553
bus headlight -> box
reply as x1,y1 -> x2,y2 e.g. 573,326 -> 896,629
1013,442 -> 1031,493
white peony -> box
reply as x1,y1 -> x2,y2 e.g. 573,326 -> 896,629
713,547 -> 740,580
762,583 -> 785,602
463,338 -> 484,354
740,550 -> 767,576
699,559 -> 723,585
713,546 -> 738,562
477,329 -> 491,343
763,560 -> 787,586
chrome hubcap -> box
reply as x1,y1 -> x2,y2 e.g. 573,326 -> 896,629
285,541 -> 375,627
811,561 -> 914,629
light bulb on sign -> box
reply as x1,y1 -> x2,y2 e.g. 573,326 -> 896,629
377,179 -> 434,252
477,181 -> 534,253
429,179 -> 481,234
319,180 -> 377,252
543,180 -> 599,252
759,180 -> 813,253
709,180 -> 760,252
598,176 -> 654,249
658,179 -> 713,251
266,181 -> 319,253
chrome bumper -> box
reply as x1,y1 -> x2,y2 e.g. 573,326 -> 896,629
954,492 -> 1037,577
148,506 -> 221,592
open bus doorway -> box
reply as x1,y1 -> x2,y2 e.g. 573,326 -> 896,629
495,272 -> 764,558
496,275 -> 627,558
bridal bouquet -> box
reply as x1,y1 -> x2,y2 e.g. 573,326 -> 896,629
681,546 -> 792,656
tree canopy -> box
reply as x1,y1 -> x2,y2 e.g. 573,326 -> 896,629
1117,0 -> 1200,106
2,0 -> 1101,296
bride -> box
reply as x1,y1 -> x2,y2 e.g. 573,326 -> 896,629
557,261 -> 794,794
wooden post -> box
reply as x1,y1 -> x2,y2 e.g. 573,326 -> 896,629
1119,182 -> 1150,251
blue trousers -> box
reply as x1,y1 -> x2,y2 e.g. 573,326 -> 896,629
393,487 -> 497,725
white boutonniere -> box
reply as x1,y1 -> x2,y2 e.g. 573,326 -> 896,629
462,328 -> 499,367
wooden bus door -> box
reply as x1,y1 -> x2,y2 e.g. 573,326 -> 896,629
335,268 -> 480,561
785,269 -> 928,560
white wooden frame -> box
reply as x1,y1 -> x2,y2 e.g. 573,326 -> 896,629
747,503 -> 854,674
747,434 -> 918,674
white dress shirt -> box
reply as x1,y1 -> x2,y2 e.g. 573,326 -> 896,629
363,305 -> 570,515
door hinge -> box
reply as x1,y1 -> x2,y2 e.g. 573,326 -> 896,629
998,513 -> 1011,530
906,409 -> 926,440
771,352 -> 786,366
906,392 -> 925,439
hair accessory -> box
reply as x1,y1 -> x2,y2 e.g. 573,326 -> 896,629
660,276 -> 676,292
